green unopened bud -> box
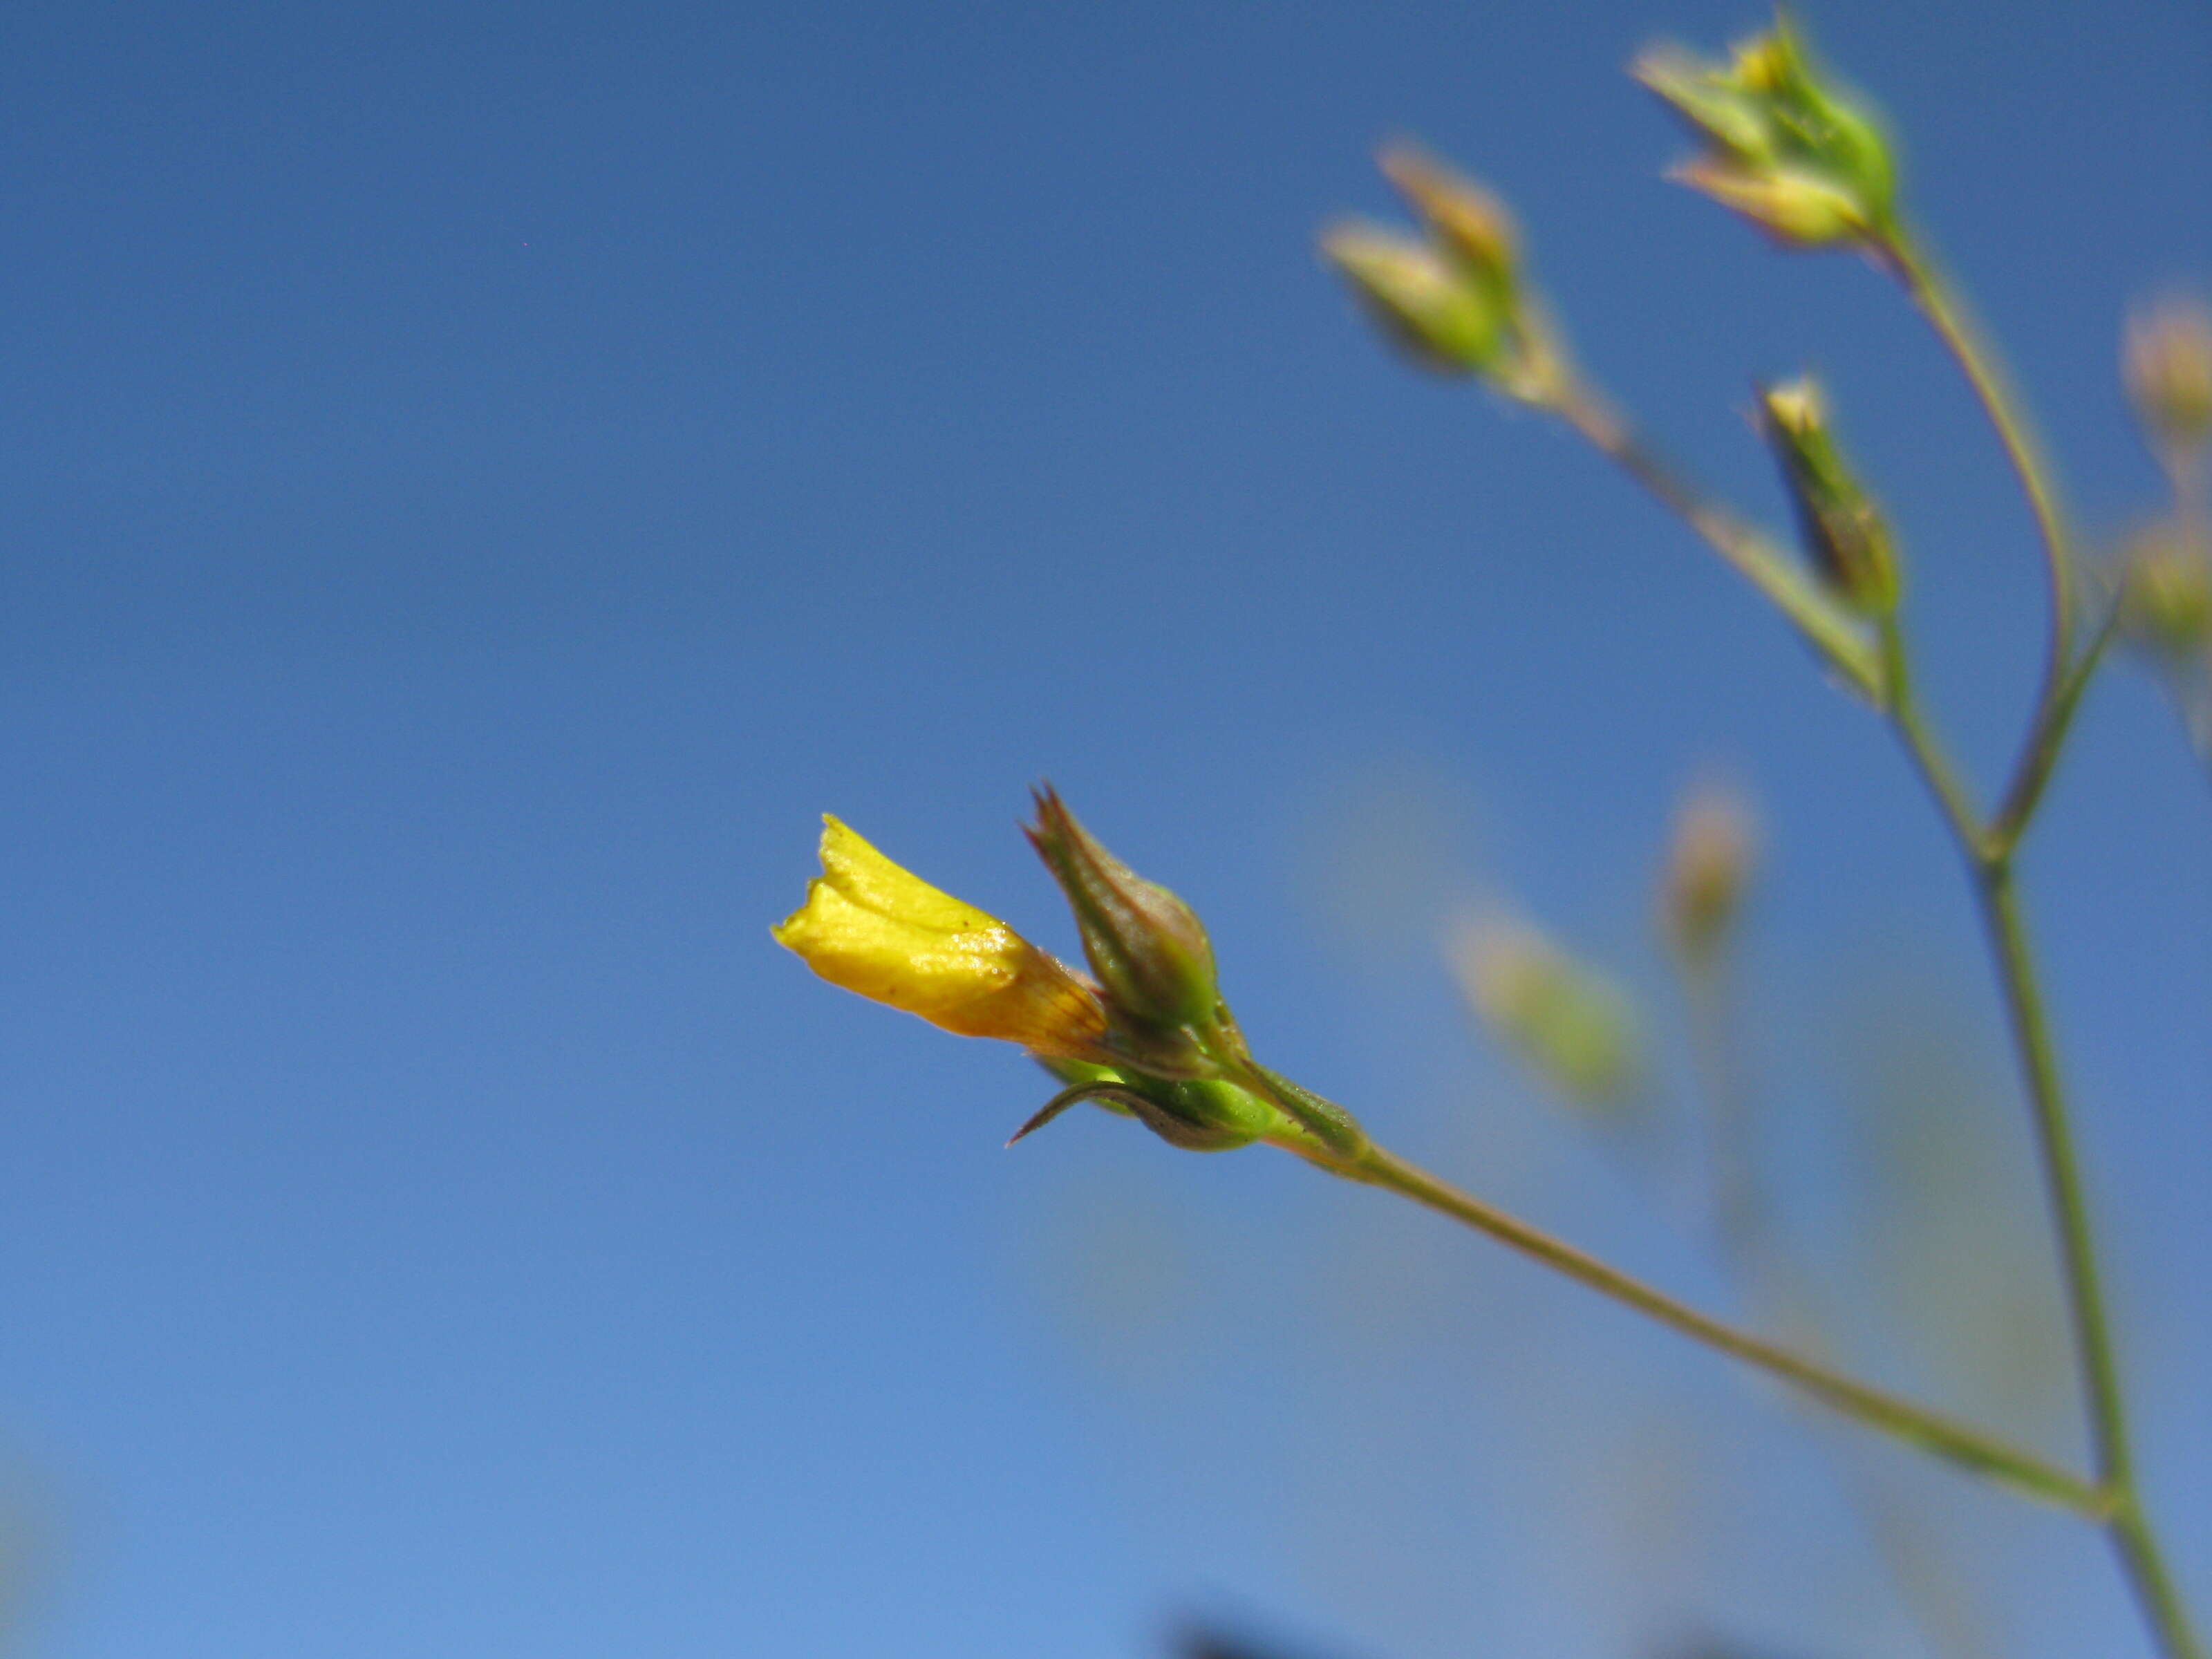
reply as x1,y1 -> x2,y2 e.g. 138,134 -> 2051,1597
1755,376 -> 1900,612
2124,297 -> 2212,462
1673,158 -> 1870,247
1026,787 -> 1232,1077
1637,14 -> 1897,249
1658,782 -> 1760,968
1633,45 -> 1778,162
1741,19 -> 1894,207
1322,222 -> 1506,377
1454,918 -> 1642,1110
2119,522 -> 2212,662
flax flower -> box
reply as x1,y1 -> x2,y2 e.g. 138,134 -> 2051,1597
775,816 -> 1112,1059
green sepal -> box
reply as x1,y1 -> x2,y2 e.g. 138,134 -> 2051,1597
1020,1059 -> 1280,1153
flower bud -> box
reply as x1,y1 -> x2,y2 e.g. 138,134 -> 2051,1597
1755,376 -> 1901,613
1671,158 -> 1869,248
1636,15 -> 1897,250
1454,917 -> 1643,1111
1658,782 -> 1760,968
2119,521 -> 2212,662
1321,222 -> 1507,377
1634,44 -> 1779,162
2124,297 -> 2212,462
1025,787 -> 1233,1076
1378,144 -> 1519,310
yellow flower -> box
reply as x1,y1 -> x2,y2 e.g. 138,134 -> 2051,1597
774,816 -> 1112,1058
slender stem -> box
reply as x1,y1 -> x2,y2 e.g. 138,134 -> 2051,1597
1459,250 -> 2197,1647
1552,381 -> 1883,699
1881,232 -> 2088,831
2112,1501 -> 2209,1659
1882,232 -> 2074,658
1877,614 -> 1987,852
1877,625 -> 2204,1658
1981,863 -> 2125,1481
1974,864 -> 2206,1658
1257,1120 -> 2106,1513
1990,604 -> 2122,854
1846,264 -> 2205,1647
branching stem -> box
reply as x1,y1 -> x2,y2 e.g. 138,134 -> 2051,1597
1541,318 -> 2199,1656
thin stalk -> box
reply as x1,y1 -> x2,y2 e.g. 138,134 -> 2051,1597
1243,1089 -> 2106,1514
1552,381 -> 1882,699
1880,232 -> 2074,659
1990,605 -> 2122,854
1496,284 -> 2197,1651
1853,249 -> 2206,1646
1877,614 -> 1987,853
1880,626 -> 2204,1659
1976,866 -> 2203,1659
1880,232 -> 2086,830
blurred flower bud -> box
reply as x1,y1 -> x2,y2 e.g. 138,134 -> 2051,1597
2119,521 -> 2212,662
1635,15 -> 1897,250
1659,782 -> 1760,968
2124,297 -> 2212,462
1379,144 -> 1520,310
1453,917 -> 1643,1110
1754,376 -> 1901,613
1671,158 -> 1866,249
1324,152 -> 1572,404
1025,787 -> 1235,1078
1322,221 -> 1507,376
776,817 -> 1115,1062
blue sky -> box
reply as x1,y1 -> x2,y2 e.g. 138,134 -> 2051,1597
3,1 -> 2208,1654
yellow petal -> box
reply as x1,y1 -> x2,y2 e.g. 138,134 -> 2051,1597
815,815 -> 999,935
776,817 -> 1112,1058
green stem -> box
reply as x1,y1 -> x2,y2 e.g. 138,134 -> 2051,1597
1881,232 -> 2089,835
1990,604 -> 2121,854
1250,1107 -> 2106,1514
1976,865 -> 2204,1659
1879,624 -> 2204,1659
1456,238 -> 2195,1647
1553,381 -> 1882,699
1862,237 -> 2205,1653
1877,614 -> 1986,852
